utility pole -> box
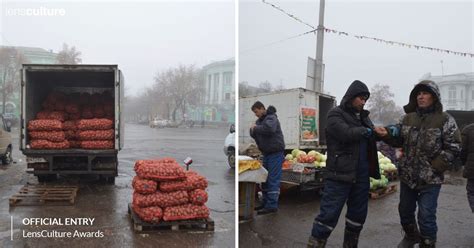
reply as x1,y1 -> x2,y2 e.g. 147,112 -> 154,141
314,0 -> 325,93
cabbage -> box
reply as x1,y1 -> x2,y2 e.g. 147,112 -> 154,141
291,149 -> 300,158
285,154 -> 293,160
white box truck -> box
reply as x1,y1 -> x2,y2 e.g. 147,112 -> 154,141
239,88 -> 336,152
20,64 -> 124,183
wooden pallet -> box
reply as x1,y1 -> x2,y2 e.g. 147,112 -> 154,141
369,184 -> 397,199
128,203 -> 214,232
9,185 -> 78,206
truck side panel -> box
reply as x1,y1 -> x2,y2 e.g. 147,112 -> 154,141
239,88 -> 330,150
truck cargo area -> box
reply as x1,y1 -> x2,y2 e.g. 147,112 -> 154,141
21,65 -> 123,183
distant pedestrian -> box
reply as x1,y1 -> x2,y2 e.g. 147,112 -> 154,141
461,123 -> 474,213
250,101 -> 285,215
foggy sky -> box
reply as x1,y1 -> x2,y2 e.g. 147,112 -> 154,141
0,0 -> 235,97
239,0 -> 473,107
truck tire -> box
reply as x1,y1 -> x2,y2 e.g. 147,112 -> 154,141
1,146 -> 12,165
227,148 -> 235,168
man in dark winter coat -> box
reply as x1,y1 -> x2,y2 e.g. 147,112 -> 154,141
308,80 -> 381,248
376,80 -> 462,248
250,101 -> 285,215
461,123 -> 474,213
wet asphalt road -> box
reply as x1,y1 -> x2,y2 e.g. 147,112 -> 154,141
0,124 -> 235,248
239,173 -> 474,248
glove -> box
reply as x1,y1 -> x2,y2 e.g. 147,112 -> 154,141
387,125 -> 400,137
363,128 -> 373,138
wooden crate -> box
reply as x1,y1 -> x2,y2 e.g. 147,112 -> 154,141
9,185 -> 78,206
128,204 -> 214,232
369,184 -> 397,199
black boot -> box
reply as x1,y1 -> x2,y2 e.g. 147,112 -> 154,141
397,223 -> 420,248
343,229 -> 360,248
419,238 -> 436,248
307,236 -> 326,248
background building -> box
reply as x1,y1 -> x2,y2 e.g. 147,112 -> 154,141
420,72 -> 474,110
194,59 -> 235,123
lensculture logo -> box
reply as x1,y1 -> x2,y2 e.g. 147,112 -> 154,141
5,7 -> 66,17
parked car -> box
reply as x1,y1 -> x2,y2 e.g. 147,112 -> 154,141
0,114 -> 12,165
149,118 -> 168,128
223,124 -> 235,168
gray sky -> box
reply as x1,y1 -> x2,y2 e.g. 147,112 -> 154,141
0,0 -> 235,97
239,0 -> 473,107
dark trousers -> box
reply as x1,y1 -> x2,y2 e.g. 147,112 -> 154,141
467,179 -> 474,213
261,151 -> 284,209
311,179 -> 370,239
399,181 -> 441,240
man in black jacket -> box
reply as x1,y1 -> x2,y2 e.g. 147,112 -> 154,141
462,123 -> 474,213
250,101 -> 285,215
308,80 -> 381,248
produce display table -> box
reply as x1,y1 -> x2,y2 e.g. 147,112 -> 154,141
239,167 -> 268,221
281,164 -> 326,192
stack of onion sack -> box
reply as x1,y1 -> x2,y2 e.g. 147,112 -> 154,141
131,158 -> 210,223
27,91 -> 115,150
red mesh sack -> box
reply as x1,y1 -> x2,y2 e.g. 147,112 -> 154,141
135,160 -> 186,181
54,102 -> 66,111
132,191 -> 189,208
28,120 -> 63,131
65,130 -> 77,139
159,170 -> 208,192
77,129 -> 114,140
77,119 -> 114,130
80,140 -> 114,149
132,205 -> 163,223
63,121 -> 77,131
68,113 -> 81,120
48,111 -> 67,122
68,140 -> 81,148
36,111 -> 51,120
93,106 -> 105,118
65,103 -> 80,114
163,204 -> 210,221
29,131 -> 65,142
30,140 -> 69,149
189,189 -> 208,205
132,176 -> 158,194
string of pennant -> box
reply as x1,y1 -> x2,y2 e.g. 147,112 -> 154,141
324,28 -> 474,58
262,0 -> 315,29
240,29 -> 316,54
262,0 -> 474,58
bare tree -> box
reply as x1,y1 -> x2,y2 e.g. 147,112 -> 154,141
258,81 -> 272,93
153,65 -> 203,122
56,43 -> 82,64
366,84 -> 404,125
0,47 -> 29,114
239,81 -> 251,97
274,83 -> 286,91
